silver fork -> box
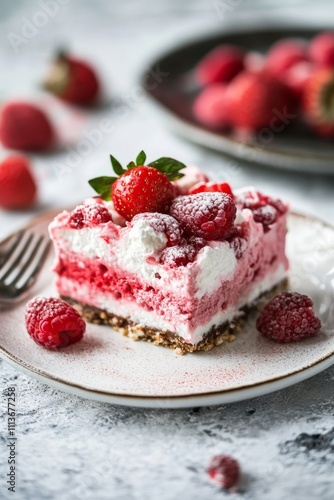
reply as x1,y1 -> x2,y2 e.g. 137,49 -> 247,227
0,230 -> 51,303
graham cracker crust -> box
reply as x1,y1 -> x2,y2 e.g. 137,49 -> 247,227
61,278 -> 288,355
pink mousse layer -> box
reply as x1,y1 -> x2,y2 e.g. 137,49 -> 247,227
49,203 -> 288,343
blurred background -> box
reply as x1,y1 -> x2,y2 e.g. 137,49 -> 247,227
0,0 -> 333,236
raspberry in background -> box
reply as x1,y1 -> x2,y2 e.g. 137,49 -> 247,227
196,45 -> 245,85
207,454 -> 240,489
43,51 -> 100,105
0,102 -> 55,151
302,68 -> 334,138
193,84 -> 231,128
25,296 -> 86,349
309,32 -> 334,68
188,181 -> 233,197
226,70 -> 296,131
0,155 -> 37,210
265,38 -> 309,77
256,291 -> 321,343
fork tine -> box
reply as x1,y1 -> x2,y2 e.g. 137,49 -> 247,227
0,233 -> 34,283
0,231 -> 25,268
9,235 -> 45,287
18,240 -> 51,291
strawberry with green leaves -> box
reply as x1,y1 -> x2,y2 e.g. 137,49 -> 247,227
89,151 -> 185,221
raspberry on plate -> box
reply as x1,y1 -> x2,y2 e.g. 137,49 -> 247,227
207,454 -> 240,489
193,84 -> 231,128
265,38 -> 309,77
25,296 -> 86,349
256,291 -> 321,343
309,32 -> 334,68
196,44 -> 245,85
0,155 -> 37,210
170,192 -> 236,240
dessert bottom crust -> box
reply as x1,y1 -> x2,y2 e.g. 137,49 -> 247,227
61,279 -> 288,355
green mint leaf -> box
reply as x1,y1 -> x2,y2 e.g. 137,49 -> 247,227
148,157 -> 186,181
110,155 -> 125,176
88,176 -> 116,195
136,150 -> 146,166
127,161 -> 136,170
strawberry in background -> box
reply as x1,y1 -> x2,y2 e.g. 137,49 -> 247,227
303,68 -> 334,138
43,51 -> 100,106
0,155 -> 37,210
0,101 -> 55,151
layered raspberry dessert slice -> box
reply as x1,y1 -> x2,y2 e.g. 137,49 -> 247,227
49,152 -> 289,353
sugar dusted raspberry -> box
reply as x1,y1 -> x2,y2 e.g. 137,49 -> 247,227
25,297 -> 86,349
160,244 -> 196,267
236,190 -> 287,229
131,212 -> 182,247
256,292 -> 321,343
170,193 -> 236,240
188,236 -> 207,250
69,204 -> 112,228
207,454 -> 240,489
252,205 -> 277,230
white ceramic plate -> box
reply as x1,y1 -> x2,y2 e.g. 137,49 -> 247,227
0,210 -> 333,408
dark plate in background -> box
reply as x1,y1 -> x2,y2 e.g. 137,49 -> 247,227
142,24 -> 334,174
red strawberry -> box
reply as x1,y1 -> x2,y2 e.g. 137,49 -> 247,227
309,32 -> 334,68
281,61 -> 314,101
0,102 -> 55,151
0,155 -> 37,209
196,45 -> 245,86
265,38 -> 309,77
226,71 -> 295,130
89,151 -> 186,221
303,68 -> 334,137
193,84 -> 231,128
44,52 -> 100,105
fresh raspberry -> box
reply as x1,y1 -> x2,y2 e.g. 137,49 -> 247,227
207,454 -> 240,489
25,297 -> 86,349
236,190 -> 287,230
193,84 -> 231,128
188,181 -> 233,197
226,71 -> 296,130
0,101 -> 55,151
68,204 -> 112,228
44,52 -> 100,105
252,205 -> 278,230
170,193 -> 236,240
309,32 -> 334,68
256,292 -> 321,343
160,244 -> 196,267
0,155 -> 37,209
265,38 -> 309,77
112,166 -> 175,221
187,236 -> 207,250
131,213 -> 182,246
196,45 -> 245,85
302,69 -> 334,138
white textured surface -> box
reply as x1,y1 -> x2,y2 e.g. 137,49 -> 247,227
0,1 -> 334,499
